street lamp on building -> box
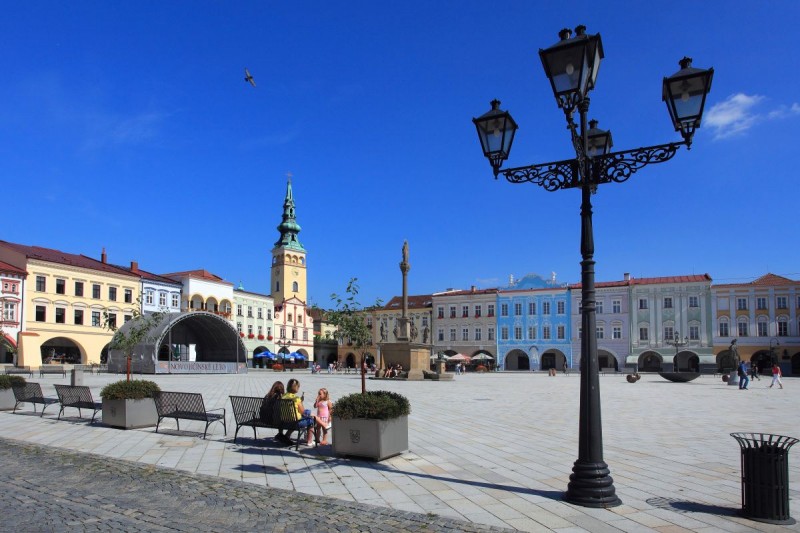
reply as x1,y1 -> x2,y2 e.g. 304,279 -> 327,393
473,26 -> 713,508
666,331 -> 689,372
276,330 -> 291,368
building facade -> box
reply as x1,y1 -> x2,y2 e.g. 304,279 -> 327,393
570,279 -> 631,371
628,274 -> 714,372
0,260 -> 27,364
0,242 -> 140,366
270,178 -> 313,361
233,287 -> 275,365
431,287 -> 498,364
711,273 -> 800,374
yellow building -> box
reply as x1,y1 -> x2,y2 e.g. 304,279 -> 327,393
0,242 -> 140,367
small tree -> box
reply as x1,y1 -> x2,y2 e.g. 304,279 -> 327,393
328,278 -> 382,394
104,298 -> 164,382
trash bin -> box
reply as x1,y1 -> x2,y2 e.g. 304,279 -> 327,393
730,432 -> 798,525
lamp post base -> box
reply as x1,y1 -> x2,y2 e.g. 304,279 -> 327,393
564,460 -> 622,508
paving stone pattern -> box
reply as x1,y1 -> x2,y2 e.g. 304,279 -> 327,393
0,438 -> 509,532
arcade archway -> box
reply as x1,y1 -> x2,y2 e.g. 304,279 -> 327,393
639,351 -> 663,372
504,349 -> 530,371
40,337 -> 84,364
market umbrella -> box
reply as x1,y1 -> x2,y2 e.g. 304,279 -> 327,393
447,353 -> 470,361
471,354 -> 494,361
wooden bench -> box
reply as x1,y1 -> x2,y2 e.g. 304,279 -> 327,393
12,383 -> 59,416
6,366 -> 33,377
153,391 -> 226,439
53,384 -> 102,422
39,365 -> 67,378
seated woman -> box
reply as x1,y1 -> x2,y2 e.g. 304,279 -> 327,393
281,378 -> 315,445
262,381 -> 289,444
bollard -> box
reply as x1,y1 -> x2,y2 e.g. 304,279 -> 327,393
70,369 -> 84,387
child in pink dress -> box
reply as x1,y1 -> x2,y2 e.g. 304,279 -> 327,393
313,388 -> 333,445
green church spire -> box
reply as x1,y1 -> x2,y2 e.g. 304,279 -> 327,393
275,175 -> 305,252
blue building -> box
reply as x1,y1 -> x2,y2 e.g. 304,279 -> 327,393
497,283 -> 572,371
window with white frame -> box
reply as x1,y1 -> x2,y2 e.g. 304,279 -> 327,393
613,326 -> 622,339
487,304 -> 495,317
500,304 -> 508,317
291,328 -> 297,340
664,326 -> 674,341
92,311 -> 101,327
639,327 -> 649,341
613,300 -> 621,313
689,325 -> 699,340
529,302 -> 536,315
159,293 -> 166,306
258,308 -> 263,319
146,290 -> 154,305
737,298 -> 748,310
737,320 -> 748,337
514,326 -> 522,340
35,276 -> 46,292
450,328 -> 457,341
172,294 -> 179,308
776,296 -> 788,309
437,328 -> 444,342
449,306 -> 456,318
542,301 -> 551,314
689,296 -> 699,308
639,298 -> 648,310
303,329 -> 308,341
514,303 -> 522,316
595,300 -> 603,314
35,305 -> 46,322
501,327 -> 509,340
719,320 -> 729,337
557,301 -> 565,314
557,325 -> 565,339
462,305 -> 469,317
3,302 -> 16,321
247,324 -> 253,335
528,326 -> 536,340
542,326 -> 551,340
488,327 -> 495,341
778,320 -> 788,336
664,297 -> 673,309
757,319 -> 768,337
475,328 -> 482,341
247,306 -> 253,318
258,326 -> 263,336
756,297 -> 767,310
422,316 -> 428,327
596,326 -> 604,339
474,305 -> 481,317
437,306 -> 444,319
462,328 -> 469,341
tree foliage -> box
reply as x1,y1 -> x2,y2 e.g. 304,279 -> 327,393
104,296 -> 164,381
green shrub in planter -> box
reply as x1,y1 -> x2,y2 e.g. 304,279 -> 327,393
100,379 -> 160,400
333,390 -> 410,420
0,375 -> 26,389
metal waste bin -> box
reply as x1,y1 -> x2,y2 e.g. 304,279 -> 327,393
730,432 -> 798,525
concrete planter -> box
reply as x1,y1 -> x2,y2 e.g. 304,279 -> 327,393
332,415 -> 408,461
0,388 -> 15,411
102,398 -> 158,429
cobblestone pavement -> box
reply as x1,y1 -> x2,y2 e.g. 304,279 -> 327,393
0,371 -> 798,532
0,438 -> 510,532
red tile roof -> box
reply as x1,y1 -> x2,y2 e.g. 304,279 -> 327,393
0,260 -> 27,276
713,273 -> 799,289
569,280 -> 630,289
383,295 -> 433,309
0,241 -> 138,278
629,274 -> 712,285
161,269 -> 232,285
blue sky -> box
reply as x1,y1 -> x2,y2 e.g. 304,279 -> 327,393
2,2 -> 798,306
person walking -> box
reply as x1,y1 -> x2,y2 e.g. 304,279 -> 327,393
769,363 -> 784,389
737,360 -> 749,390
749,361 -> 760,381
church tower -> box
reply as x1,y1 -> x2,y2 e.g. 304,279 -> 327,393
271,176 -> 307,306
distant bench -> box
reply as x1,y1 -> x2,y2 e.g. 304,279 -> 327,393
12,383 -> 59,416
153,391 -> 226,439
5,366 -> 33,377
39,365 -> 67,378
54,384 -> 102,422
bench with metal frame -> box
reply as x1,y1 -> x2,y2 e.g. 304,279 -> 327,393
11,382 -> 59,416
277,398 -> 313,450
229,395 -> 280,444
39,365 -> 67,378
153,391 -> 226,439
53,384 -> 102,422
5,366 -> 33,377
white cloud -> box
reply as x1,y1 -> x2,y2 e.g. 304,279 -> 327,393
705,93 -> 800,140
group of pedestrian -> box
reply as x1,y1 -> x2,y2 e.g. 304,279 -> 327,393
262,378 -> 333,446
454,362 -> 466,375
737,361 -> 784,390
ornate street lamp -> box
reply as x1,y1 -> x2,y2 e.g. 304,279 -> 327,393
666,331 -> 689,372
473,26 -> 713,509
276,330 -> 292,366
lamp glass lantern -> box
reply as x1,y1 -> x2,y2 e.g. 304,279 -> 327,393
662,57 -> 714,145
473,99 -> 518,175
586,119 -> 613,157
539,27 -> 602,110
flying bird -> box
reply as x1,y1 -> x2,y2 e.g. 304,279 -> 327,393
244,68 -> 256,87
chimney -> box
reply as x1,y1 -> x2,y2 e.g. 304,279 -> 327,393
101,247 -> 107,264
471,285 -> 476,293
623,272 -> 630,281
130,261 -> 139,273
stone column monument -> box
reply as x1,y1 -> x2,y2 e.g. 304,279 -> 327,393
379,240 -> 429,380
